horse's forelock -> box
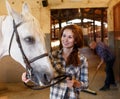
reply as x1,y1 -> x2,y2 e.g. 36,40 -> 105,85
22,14 -> 45,46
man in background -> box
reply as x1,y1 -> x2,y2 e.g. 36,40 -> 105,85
89,41 -> 116,91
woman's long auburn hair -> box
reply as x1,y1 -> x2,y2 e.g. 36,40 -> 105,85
60,24 -> 84,67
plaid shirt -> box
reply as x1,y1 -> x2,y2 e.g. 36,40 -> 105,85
49,49 -> 88,99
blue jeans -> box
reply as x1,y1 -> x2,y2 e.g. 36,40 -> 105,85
105,58 -> 116,87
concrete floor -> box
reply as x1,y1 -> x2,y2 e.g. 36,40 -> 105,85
0,47 -> 119,99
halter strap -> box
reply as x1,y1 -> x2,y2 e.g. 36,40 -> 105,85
9,20 -> 23,56
8,19 -> 49,79
29,53 -> 48,63
8,19 -> 70,90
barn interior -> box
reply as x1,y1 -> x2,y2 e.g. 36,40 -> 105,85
0,0 -> 120,99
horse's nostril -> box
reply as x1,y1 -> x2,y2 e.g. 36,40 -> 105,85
44,74 -> 51,83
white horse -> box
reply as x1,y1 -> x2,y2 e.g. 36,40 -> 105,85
0,1 -> 54,86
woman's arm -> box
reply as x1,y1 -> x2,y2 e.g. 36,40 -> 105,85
66,55 -> 89,90
79,56 -> 89,89
97,58 -> 104,70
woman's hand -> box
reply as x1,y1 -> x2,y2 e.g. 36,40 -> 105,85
21,72 -> 30,83
66,77 -> 81,88
73,80 -> 81,88
66,77 -> 74,88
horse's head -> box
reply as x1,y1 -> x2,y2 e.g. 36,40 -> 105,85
1,1 -> 54,86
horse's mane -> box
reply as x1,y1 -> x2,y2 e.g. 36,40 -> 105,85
0,16 -> 6,44
0,16 -> 5,37
0,16 -> 7,57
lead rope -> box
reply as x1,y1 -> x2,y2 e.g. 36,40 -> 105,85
24,74 -> 72,90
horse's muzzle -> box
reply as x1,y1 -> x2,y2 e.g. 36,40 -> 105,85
28,71 -> 53,86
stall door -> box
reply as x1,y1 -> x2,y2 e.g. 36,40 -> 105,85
113,2 -> 120,82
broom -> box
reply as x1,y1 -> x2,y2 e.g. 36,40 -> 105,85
82,66 -> 100,95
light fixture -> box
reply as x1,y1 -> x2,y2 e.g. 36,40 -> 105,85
42,0 -> 48,7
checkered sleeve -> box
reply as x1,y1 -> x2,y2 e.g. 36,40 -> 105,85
77,55 -> 89,91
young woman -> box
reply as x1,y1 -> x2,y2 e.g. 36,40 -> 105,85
22,24 -> 89,99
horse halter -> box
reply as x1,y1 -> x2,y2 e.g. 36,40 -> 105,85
9,19 -> 71,90
9,19 -> 48,79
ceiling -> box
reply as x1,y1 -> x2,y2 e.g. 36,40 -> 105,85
51,8 -> 107,26
48,0 -> 110,5
49,0 -> 109,26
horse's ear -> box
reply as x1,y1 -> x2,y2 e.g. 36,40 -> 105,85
22,3 -> 31,15
6,0 -> 20,20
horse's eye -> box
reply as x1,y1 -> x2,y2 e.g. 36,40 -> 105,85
24,36 -> 35,44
